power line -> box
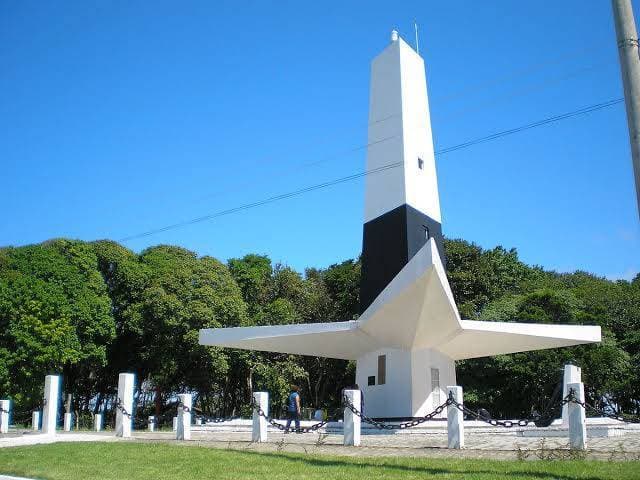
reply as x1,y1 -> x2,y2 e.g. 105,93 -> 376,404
118,98 -> 623,242
119,161 -> 402,241
435,98 -> 623,156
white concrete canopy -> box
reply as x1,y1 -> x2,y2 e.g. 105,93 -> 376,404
199,239 -> 601,361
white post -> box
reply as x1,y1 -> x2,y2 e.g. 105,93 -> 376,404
0,400 -> 10,434
447,386 -> 464,449
195,417 -> 202,426
568,382 -> 587,450
63,412 -> 73,432
172,416 -> 177,431
115,373 -> 135,438
176,394 -> 192,440
562,364 -> 581,425
148,416 -> 155,432
32,411 -> 40,431
42,375 -> 60,435
252,391 -> 268,443
94,413 -> 103,432
343,389 -> 361,447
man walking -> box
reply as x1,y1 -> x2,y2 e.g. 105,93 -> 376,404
285,385 -> 301,433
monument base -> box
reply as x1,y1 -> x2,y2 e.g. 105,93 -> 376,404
355,347 -> 455,419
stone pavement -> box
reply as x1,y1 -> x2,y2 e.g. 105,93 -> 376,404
3,428 -> 639,460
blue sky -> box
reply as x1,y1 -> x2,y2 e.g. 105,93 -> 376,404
1,1 -> 639,280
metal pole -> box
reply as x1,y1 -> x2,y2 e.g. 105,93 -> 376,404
612,0 -> 640,219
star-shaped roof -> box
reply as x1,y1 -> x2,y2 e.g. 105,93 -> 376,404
199,239 -> 600,359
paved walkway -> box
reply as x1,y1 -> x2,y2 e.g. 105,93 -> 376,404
2,429 -> 640,460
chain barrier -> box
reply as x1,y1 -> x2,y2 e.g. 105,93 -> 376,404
114,397 -> 132,418
342,394 -> 451,430
567,392 -> 640,424
447,392 -> 573,428
251,398 -> 329,433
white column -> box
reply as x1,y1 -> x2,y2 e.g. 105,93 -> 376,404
195,417 -> 202,426
343,389 -> 361,447
568,382 -> 587,450
0,400 -> 10,434
252,391 -> 268,443
63,412 -> 73,432
94,413 -> 103,432
115,373 -> 135,438
562,364 -> 581,424
42,375 -> 60,435
176,394 -> 192,440
32,411 -> 40,431
148,416 -> 155,432
446,386 -> 464,449
172,416 -> 177,431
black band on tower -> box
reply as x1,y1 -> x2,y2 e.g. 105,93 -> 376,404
360,204 -> 445,313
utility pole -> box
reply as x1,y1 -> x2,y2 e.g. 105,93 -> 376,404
612,0 -> 640,219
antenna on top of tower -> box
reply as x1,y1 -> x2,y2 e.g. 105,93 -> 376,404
414,20 -> 419,54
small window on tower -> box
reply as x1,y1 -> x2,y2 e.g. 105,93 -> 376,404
368,376 -> 376,386
378,355 -> 386,385
418,158 -> 424,170
423,226 -> 430,240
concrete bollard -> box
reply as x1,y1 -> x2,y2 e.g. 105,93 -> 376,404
252,392 -> 268,443
94,413 -> 103,432
0,400 -> 10,434
42,375 -> 60,435
195,417 -> 202,426
63,412 -> 73,432
32,411 -> 40,431
148,416 -> 156,432
447,386 -> 464,449
562,364 -> 581,425
115,373 -> 135,438
172,416 -> 177,431
176,393 -> 192,440
568,382 -> 587,450
343,389 -> 361,447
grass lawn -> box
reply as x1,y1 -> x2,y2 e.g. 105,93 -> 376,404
0,442 -> 639,480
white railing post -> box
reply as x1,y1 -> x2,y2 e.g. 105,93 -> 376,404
63,412 -> 73,432
447,386 -> 464,449
172,416 -> 177,431
343,389 -> 361,447
176,394 -> 192,440
94,413 -> 103,432
32,411 -> 40,431
148,416 -> 155,432
0,400 -> 10,434
562,364 -> 581,425
252,391 -> 268,443
568,382 -> 587,450
115,373 -> 135,438
42,375 -> 60,435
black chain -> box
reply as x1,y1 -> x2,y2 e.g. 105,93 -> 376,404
571,397 -> 640,424
0,407 -> 9,415
342,394 -> 451,430
251,399 -> 328,433
115,397 -> 132,418
176,401 -> 192,414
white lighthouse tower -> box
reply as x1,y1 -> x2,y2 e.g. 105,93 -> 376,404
199,32 -> 601,419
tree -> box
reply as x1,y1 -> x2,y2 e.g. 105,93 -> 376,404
0,240 -> 115,414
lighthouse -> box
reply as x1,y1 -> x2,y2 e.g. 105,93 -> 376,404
199,32 -> 601,419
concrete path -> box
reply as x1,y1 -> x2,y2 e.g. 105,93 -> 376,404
3,429 -> 639,460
